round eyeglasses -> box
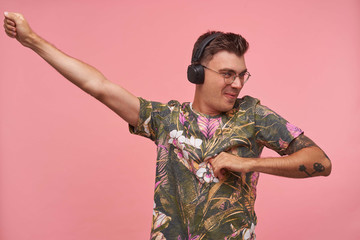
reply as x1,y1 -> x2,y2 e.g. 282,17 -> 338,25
202,65 -> 251,86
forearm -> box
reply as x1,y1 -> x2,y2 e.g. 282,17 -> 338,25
25,33 -> 106,97
210,135 -> 332,180
28,35 -> 140,125
249,146 -> 331,178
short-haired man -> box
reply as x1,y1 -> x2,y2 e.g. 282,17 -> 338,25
4,12 -> 331,240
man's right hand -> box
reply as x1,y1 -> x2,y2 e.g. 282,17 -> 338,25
3,12 -> 36,48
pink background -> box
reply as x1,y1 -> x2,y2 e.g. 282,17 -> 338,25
1,0 -> 359,239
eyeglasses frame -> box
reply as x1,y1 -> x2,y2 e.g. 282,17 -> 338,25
202,65 -> 251,86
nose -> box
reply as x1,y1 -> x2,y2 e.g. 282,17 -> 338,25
230,76 -> 243,89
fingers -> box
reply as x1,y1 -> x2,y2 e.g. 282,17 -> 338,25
209,158 -> 227,181
4,24 -> 17,38
4,11 -> 23,21
4,18 -> 16,31
220,169 -> 227,175
216,168 -> 228,181
4,22 -> 17,38
4,18 -> 16,27
3,12 -> 17,38
3,12 -> 32,44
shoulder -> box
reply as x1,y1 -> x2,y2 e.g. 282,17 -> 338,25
238,95 -> 260,106
234,95 -> 261,112
167,99 -> 182,108
138,97 -> 181,111
237,95 -> 283,118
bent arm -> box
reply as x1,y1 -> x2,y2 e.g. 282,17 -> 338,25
251,134 -> 331,178
3,12 -> 139,126
209,134 -> 332,180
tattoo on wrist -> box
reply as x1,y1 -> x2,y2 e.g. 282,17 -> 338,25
299,163 -> 325,177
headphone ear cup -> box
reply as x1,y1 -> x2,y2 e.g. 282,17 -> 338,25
187,64 -> 205,84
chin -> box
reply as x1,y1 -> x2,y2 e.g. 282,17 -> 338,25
219,103 -> 235,113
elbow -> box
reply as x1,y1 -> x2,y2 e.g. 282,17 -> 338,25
78,76 -> 107,100
311,147 -> 332,177
320,151 -> 332,177
323,158 -> 332,177
85,79 -> 106,100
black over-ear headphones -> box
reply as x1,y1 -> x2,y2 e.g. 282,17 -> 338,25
187,33 -> 222,84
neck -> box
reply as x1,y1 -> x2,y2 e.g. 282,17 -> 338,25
192,93 -> 221,116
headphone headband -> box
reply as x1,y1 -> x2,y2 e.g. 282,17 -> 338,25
187,32 -> 222,84
191,32 -> 222,63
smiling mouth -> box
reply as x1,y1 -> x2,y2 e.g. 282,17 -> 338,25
224,92 -> 239,99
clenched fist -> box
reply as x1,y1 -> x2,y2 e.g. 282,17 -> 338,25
209,152 -> 254,181
3,12 -> 36,47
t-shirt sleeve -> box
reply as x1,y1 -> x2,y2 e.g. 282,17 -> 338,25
129,97 -> 172,141
254,103 -> 303,156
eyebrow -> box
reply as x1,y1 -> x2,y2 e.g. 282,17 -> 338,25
218,68 -> 248,74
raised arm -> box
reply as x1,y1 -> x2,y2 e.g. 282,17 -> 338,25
3,12 -> 139,126
209,134 -> 332,180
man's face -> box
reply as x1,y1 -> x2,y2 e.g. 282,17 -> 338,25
194,50 -> 247,116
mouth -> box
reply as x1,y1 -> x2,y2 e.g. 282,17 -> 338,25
224,92 -> 239,99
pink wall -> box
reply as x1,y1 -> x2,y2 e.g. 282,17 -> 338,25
1,0 -> 359,239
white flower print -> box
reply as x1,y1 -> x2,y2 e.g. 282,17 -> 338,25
168,130 -> 202,150
170,129 -> 183,139
196,162 -> 219,183
168,130 -> 186,149
144,116 -> 151,135
242,223 -> 255,240
153,203 -> 171,230
187,136 -> 202,149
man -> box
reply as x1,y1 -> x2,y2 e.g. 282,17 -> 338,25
4,12 -> 331,240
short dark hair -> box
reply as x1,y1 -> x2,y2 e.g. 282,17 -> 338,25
192,31 -> 249,65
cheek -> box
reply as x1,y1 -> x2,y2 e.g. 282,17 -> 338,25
204,79 -> 224,95
206,85 -> 222,100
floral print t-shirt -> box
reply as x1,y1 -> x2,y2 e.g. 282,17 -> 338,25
129,95 -> 303,240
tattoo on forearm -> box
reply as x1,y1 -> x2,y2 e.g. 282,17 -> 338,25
286,134 -> 317,155
287,134 -> 331,177
299,163 -> 325,177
